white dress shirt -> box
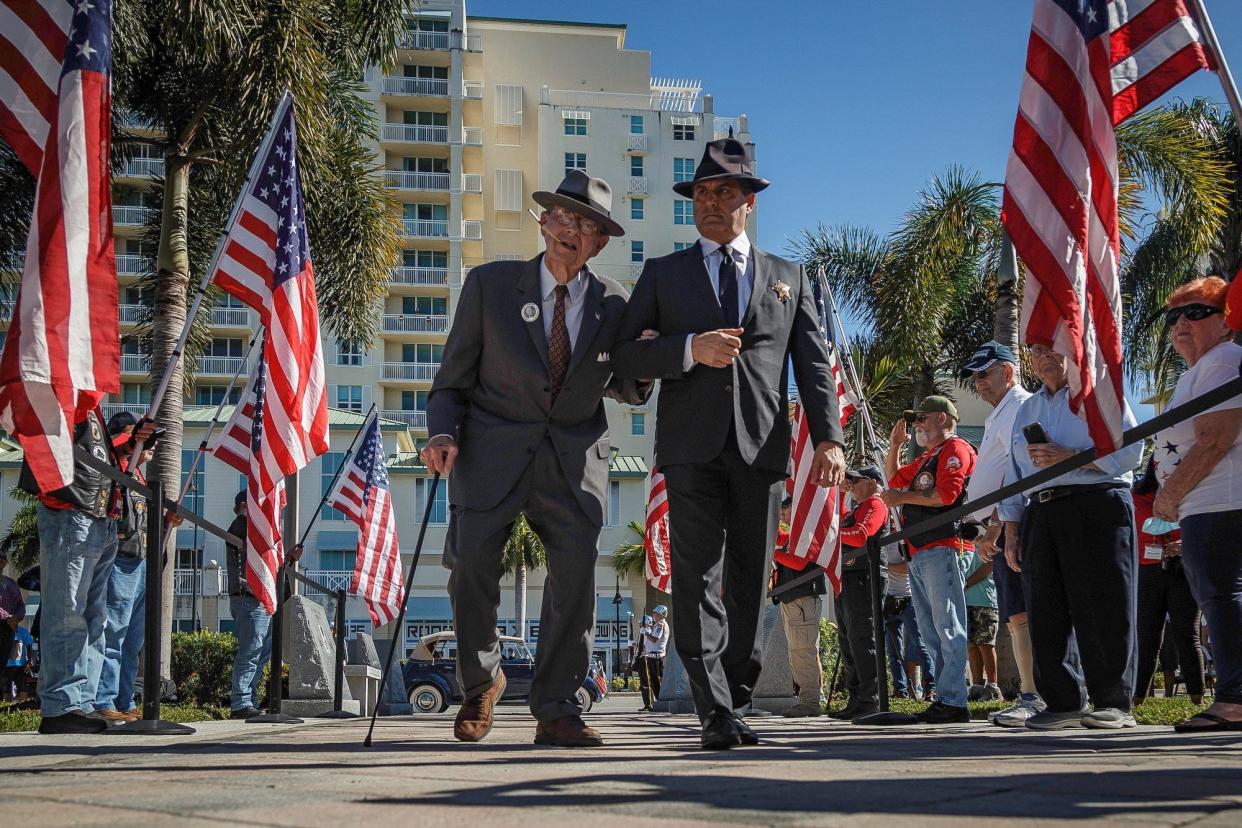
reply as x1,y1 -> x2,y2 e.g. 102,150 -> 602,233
641,619 -> 669,657
681,232 -> 754,371
539,257 -> 588,346
965,384 -> 1032,522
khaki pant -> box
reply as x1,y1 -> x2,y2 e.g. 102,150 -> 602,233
780,594 -> 825,705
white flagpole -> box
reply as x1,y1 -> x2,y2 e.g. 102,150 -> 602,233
816,268 -> 883,462
1188,0 -> 1242,122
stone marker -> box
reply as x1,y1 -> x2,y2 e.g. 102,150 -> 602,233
376,635 -> 414,715
347,633 -> 380,671
281,595 -> 358,716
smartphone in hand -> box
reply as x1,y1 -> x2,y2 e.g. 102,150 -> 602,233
1022,422 -> 1049,445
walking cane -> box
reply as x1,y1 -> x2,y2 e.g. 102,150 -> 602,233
363,471 -> 441,748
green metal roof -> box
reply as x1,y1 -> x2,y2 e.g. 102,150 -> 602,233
387,452 -> 649,478
180,406 -> 407,432
956,425 -> 984,449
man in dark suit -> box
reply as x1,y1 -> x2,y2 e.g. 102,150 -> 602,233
422,170 -> 651,747
611,139 -> 846,749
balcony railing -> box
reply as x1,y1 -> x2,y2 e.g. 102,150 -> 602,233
402,219 -> 449,238
383,170 -> 451,191
389,266 -> 449,286
400,29 -> 450,50
302,570 -> 354,595
381,361 -> 440,382
382,75 -> 450,97
462,32 -> 482,51
461,127 -> 482,146
461,220 -> 482,240
113,205 -> 155,226
174,569 -> 197,596
0,303 -> 12,322
628,177 -> 648,195
118,304 -> 144,324
462,79 -> 482,99
210,307 -> 251,327
381,123 -> 450,144
381,409 -> 427,429
196,356 -> 247,375
116,255 -> 152,276
121,354 -> 150,373
713,116 -> 741,139
627,134 -> 649,152
382,313 -> 448,334
100,402 -> 147,421
461,173 -> 482,193
121,158 -> 164,177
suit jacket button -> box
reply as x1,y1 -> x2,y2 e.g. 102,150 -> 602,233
724,384 -> 733,392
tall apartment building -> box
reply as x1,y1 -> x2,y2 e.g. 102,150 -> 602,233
0,2 -> 757,675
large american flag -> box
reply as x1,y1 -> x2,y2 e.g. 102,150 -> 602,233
643,469 -> 671,593
1003,0 -> 1210,455
210,92 -> 329,478
326,412 -> 404,627
0,0 -> 119,492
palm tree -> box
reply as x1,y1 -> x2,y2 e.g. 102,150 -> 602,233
502,514 -> 546,641
0,487 -> 40,576
609,519 -> 670,624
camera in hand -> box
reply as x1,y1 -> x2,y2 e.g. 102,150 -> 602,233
902,410 -> 916,426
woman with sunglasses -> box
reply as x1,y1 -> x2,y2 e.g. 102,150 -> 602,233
1151,276 -> 1242,732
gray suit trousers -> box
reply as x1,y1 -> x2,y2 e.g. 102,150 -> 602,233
447,438 -> 600,722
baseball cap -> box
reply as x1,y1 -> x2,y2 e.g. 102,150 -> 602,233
915,395 -> 959,420
845,465 -> 884,484
960,340 -> 1017,379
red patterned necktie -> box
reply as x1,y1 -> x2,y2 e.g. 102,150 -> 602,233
548,284 -> 571,400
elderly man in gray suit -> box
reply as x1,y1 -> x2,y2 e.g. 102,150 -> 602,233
422,170 -> 651,747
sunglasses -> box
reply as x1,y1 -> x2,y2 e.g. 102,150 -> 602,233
913,413 -> 932,423
1164,303 -> 1222,326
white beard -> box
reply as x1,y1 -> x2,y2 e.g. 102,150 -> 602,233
914,430 -> 928,447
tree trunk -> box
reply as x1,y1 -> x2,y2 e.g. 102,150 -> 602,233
150,155 -> 192,677
994,229 -> 1021,353
514,560 -> 527,640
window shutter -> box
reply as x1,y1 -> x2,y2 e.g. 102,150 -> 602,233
495,84 -> 523,126
494,169 -> 522,212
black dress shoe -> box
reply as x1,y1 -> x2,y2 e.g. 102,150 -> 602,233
38,711 -> 108,735
848,706 -> 880,721
916,701 -> 970,724
230,706 -> 263,720
733,716 -> 759,745
701,712 -> 743,750
828,704 -> 859,720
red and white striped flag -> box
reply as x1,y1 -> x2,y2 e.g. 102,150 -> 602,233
0,0 -> 120,492
1003,0 -> 1210,455
326,412 -> 404,627
209,93 -> 329,478
783,401 -> 849,595
643,469 -> 671,593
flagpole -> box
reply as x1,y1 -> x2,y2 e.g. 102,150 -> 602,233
1188,0 -> 1242,122
130,91 -> 293,467
816,268 -> 885,465
287,403 -> 378,557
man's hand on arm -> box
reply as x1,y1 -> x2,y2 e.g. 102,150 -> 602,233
420,435 -> 458,476
690,328 -> 744,369
809,441 -> 846,486
977,522 -> 1002,562
1003,522 -> 1022,573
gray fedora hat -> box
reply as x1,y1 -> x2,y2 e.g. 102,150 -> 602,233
532,169 -> 625,237
671,138 -> 769,198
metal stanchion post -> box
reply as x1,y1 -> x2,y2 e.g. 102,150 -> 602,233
318,588 -> 356,719
248,567 -> 302,724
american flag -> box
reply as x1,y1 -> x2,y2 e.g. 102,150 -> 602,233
210,92 -> 329,478
1003,0 -> 1210,455
643,469 -> 671,593
0,0 -> 119,493
326,412 -> 403,626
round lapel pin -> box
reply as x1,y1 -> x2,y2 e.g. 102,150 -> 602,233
521,302 -> 540,323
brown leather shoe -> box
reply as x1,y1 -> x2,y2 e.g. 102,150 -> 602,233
534,716 -> 604,747
453,671 -> 506,742
120,709 -> 142,722
95,708 -> 131,724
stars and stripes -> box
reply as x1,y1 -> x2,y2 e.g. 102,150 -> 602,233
1002,0 -> 1209,456
210,92 -> 329,480
643,469 -> 671,593
326,412 -> 404,627
0,0 -> 119,493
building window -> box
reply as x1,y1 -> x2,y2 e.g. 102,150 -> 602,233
416,477 -> 448,524
195,385 -> 241,406
632,413 -> 645,435
402,296 -> 447,315
320,452 -> 345,521
605,481 -> 621,527
673,122 -> 696,141
336,385 -> 364,412
629,115 -> 644,135
674,241 -> 694,251
564,152 -> 586,176
630,240 -> 644,263
180,449 -> 204,516
630,155 -> 643,177
337,339 -> 365,366
563,117 -> 587,136
674,199 -> 694,225
673,157 -> 695,183
318,549 -> 356,572
631,198 -> 644,221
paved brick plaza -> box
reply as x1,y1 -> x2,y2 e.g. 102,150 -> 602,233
3,696 -> 1240,826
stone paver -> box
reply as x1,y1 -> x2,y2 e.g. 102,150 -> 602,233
3,697 -> 1240,827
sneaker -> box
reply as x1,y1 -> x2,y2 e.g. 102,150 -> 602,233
991,693 -> 1047,728
968,684 -> 986,701
1025,709 -> 1087,730
230,706 -> 263,720
916,701 -> 970,724
1081,708 -> 1137,729
981,683 -> 1004,702
38,711 -> 108,735
783,701 -> 824,718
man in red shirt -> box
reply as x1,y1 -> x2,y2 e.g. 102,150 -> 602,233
882,396 -> 977,723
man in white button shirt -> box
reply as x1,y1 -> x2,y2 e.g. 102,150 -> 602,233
637,605 -> 669,710
959,341 -> 1044,727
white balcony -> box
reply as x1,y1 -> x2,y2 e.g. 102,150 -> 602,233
381,361 -> 440,382
626,134 -> 649,153
381,122 -> 450,144
100,402 -> 147,421
210,307 -> 251,327
113,205 -> 155,227
116,254 -> 152,276
383,170 -> 451,191
302,570 -> 354,595
400,29 -> 450,50
713,116 -> 741,139
402,219 -> 449,239
630,263 -> 645,279
121,158 -> 164,177
174,569 -> 197,596
461,127 -> 482,146
389,266 -> 449,286
121,354 -> 150,373
381,409 -> 427,429
460,220 -> 482,241
196,356 -> 247,376
118,304 -> 144,324
383,75 -> 449,97
382,313 -> 448,334
462,79 -> 482,99
628,177 -> 648,195
461,173 -> 482,193
462,31 -> 482,51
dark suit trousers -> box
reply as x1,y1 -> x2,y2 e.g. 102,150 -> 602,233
1019,487 -> 1137,713
447,438 -> 600,722
662,441 -> 784,720
834,568 -> 878,707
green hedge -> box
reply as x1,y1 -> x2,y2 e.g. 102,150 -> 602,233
171,631 -> 240,707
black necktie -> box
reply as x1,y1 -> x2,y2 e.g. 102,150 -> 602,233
718,246 -> 738,326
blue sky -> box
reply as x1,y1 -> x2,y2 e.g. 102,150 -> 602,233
469,1 -> 1241,414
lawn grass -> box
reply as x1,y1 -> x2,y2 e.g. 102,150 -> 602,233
823,694 -> 1212,726
0,703 -> 230,733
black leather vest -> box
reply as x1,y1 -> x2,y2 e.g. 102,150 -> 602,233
19,410 -> 115,518
901,436 -> 972,549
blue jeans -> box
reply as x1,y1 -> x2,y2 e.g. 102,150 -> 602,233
1180,509 -> 1242,705
883,596 -> 934,696
908,544 -> 970,708
37,505 -> 118,717
96,555 -> 146,712
230,594 -> 272,711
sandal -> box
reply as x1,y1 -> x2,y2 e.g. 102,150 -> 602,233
1173,712 -> 1242,733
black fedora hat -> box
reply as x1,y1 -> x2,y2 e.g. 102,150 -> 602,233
672,137 -> 769,198
532,169 -> 625,237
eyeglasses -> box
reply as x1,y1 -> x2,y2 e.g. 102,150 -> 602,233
546,205 -> 601,237
913,413 -> 931,423
1164,303 -> 1222,326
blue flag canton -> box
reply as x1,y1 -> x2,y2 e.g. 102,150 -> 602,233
63,0 -> 112,77
356,420 -> 390,501
250,101 -> 311,289
249,351 -> 268,455
1053,0 -> 1110,41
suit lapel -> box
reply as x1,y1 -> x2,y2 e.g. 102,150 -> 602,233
740,246 -> 773,329
566,269 -> 606,379
518,255 -> 549,372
